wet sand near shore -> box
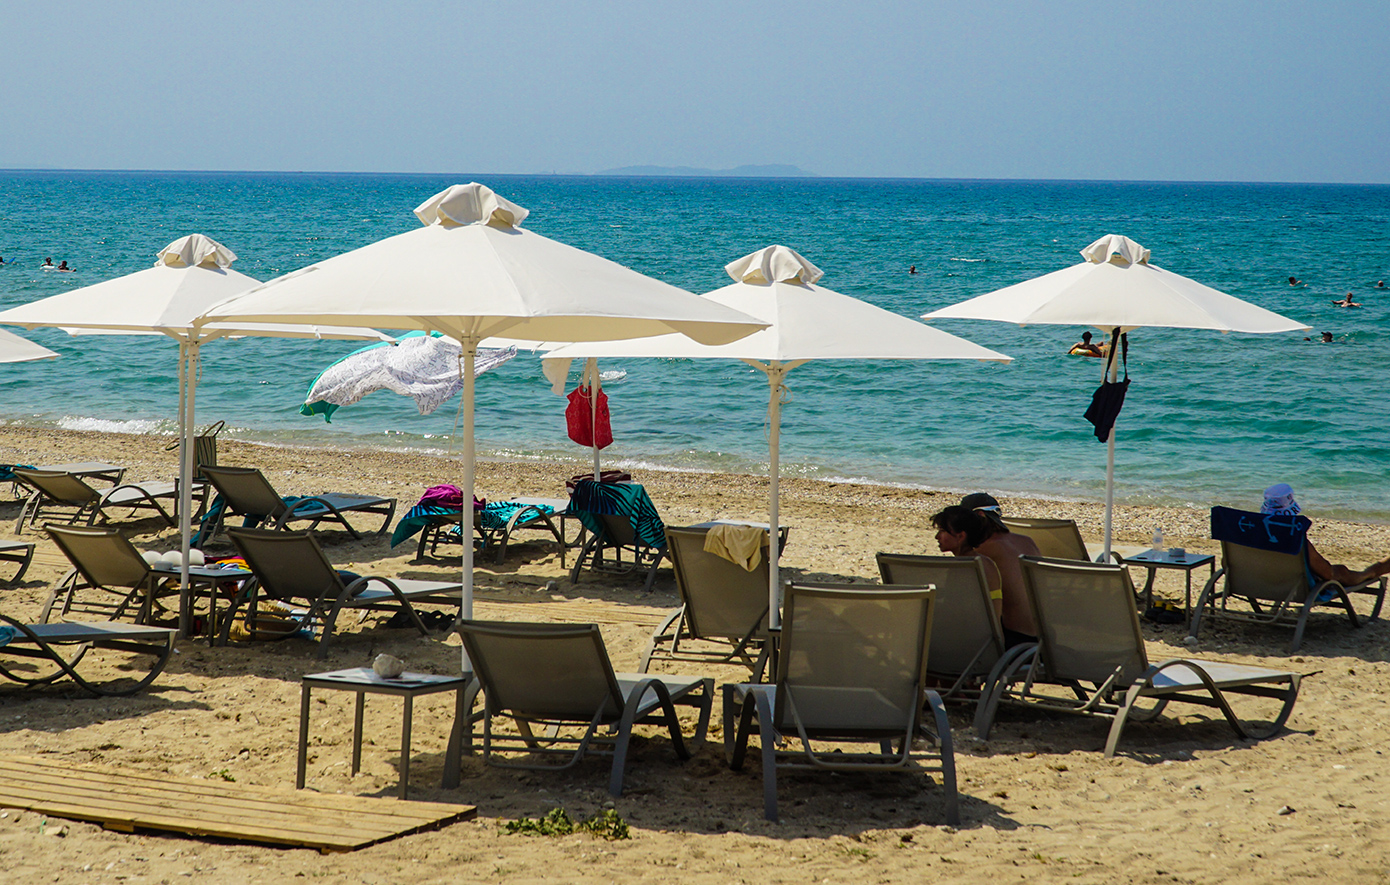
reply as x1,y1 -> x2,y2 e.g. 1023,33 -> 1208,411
2,426 -> 1388,883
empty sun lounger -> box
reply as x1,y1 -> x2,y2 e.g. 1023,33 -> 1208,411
0,615 -> 175,696
0,540 -> 36,585
975,556 -> 1302,757
1001,517 -> 1094,561
456,620 -> 713,796
198,465 -> 396,543
723,582 -> 959,824
220,528 -> 460,657
12,467 -> 192,534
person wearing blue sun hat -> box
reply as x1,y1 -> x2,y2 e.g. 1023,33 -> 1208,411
1262,483 -> 1390,586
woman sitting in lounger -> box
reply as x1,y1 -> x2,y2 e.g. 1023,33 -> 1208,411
930,505 -> 1004,618
1262,483 -> 1390,584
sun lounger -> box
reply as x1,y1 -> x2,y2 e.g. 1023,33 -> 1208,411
975,556 -> 1301,757
567,479 -> 668,592
876,552 -> 1007,703
1189,506 -> 1386,652
198,465 -> 396,543
394,498 -> 566,565
456,620 -> 713,796
723,582 -> 959,823
43,524 -> 164,624
640,525 -> 775,678
1001,517 -> 1093,561
0,616 -> 175,696
0,540 -> 36,585
220,527 -> 460,657
12,467 -> 191,534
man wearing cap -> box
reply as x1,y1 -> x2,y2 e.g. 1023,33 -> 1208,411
1262,483 -> 1390,585
960,493 -> 1042,646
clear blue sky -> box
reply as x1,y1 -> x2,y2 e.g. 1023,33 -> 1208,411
6,1 -> 1387,183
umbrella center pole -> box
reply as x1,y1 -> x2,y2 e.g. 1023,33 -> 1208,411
1102,329 -> 1119,560
459,338 -> 479,677
177,340 -> 199,638
765,364 -> 790,631
586,358 -> 601,479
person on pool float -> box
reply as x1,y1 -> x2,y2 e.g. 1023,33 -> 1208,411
1068,330 -> 1107,358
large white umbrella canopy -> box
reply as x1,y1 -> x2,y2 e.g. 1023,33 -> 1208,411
924,234 -> 1309,557
198,183 -> 768,671
545,244 -> 1012,628
0,328 -> 58,363
0,234 -> 389,634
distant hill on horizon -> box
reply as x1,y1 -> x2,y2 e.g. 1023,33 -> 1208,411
594,163 -> 816,178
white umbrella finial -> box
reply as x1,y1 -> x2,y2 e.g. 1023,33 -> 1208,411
1080,235 -> 1150,267
725,245 -> 824,285
414,183 -> 530,229
156,234 -> 236,269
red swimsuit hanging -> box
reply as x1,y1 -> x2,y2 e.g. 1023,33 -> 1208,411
565,375 -> 613,449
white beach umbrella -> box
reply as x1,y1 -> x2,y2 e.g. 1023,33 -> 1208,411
924,234 -> 1309,558
545,245 -> 1012,628
197,183 -> 768,671
0,234 -> 389,634
0,328 -> 58,363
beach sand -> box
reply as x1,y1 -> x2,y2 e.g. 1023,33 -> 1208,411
2,426 -> 1389,883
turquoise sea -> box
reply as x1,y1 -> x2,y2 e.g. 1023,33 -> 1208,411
1,171 -> 1387,521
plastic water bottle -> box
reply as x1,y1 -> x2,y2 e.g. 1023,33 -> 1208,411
1151,527 -> 1163,553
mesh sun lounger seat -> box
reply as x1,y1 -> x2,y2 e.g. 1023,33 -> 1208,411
43,524 -> 166,625
640,525 -> 776,678
876,553 -> 1007,703
0,616 -> 175,696
723,582 -> 959,824
198,465 -> 396,543
12,467 -> 190,534
1001,517 -> 1094,561
567,480 -> 668,592
1189,506 -> 1386,652
220,528 -> 461,657
456,620 -> 714,796
975,556 -> 1302,757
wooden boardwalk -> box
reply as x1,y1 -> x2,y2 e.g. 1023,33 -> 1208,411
0,756 -> 475,852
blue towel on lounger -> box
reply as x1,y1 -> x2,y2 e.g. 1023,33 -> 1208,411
568,480 -> 666,550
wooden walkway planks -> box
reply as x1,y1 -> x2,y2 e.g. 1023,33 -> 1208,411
0,756 -> 475,852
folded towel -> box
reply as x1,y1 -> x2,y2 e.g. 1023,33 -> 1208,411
0,625 -> 15,647
703,524 -> 766,571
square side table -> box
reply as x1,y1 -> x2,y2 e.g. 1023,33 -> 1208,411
297,667 -> 471,799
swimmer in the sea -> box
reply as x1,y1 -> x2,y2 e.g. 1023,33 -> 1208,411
57,260 -> 73,272
43,257 -> 53,267
1288,276 -> 1301,286
1377,281 -> 1386,289
909,265 -> 917,274
1332,292 -> 1361,307
1320,331 -> 1334,343
1067,330 -> 1106,357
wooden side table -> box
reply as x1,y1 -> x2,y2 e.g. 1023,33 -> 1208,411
297,668 -> 470,800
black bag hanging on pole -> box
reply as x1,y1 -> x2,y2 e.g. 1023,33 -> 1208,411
1083,330 -> 1129,442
